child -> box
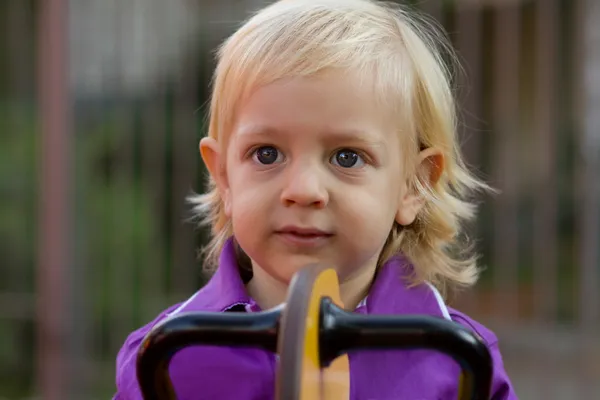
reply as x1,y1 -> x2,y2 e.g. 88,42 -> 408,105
114,0 -> 517,398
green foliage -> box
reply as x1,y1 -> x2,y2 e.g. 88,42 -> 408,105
0,103 -> 38,284
0,102 -> 162,397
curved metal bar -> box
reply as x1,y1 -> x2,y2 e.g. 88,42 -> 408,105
136,308 -> 281,400
319,298 -> 493,400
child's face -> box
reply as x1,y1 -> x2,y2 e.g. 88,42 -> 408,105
203,73 -> 430,284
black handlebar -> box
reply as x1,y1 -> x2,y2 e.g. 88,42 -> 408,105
318,298 -> 493,400
136,301 -> 493,400
136,307 -> 282,400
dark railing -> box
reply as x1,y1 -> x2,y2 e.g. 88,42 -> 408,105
136,300 -> 492,400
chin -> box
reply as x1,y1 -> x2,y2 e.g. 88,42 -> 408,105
261,257 -> 314,280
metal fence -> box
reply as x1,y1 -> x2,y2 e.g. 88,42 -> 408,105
0,0 -> 598,399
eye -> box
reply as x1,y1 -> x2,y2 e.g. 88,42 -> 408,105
330,149 -> 365,168
252,146 -> 283,165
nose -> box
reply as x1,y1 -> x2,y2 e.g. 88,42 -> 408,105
280,162 -> 329,208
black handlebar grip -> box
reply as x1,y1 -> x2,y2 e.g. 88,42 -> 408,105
319,298 -> 493,400
136,308 -> 281,400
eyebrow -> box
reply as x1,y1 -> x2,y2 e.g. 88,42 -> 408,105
235,124 -> 387,148
234,125 -> 281,140
321,128 -> 387,149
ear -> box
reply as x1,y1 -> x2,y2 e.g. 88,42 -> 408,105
200,137 -> 232,217
395,147 -> 445,226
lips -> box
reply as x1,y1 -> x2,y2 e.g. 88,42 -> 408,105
276,226 -> 332,237
275,226 -> 333,247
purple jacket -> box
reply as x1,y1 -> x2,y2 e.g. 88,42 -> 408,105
114,239 -> 517,399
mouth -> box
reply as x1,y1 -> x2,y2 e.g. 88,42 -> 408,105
276,226 -> 333,237
275,226 -> 334,247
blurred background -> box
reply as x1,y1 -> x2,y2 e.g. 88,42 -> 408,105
1,0 -> 599,399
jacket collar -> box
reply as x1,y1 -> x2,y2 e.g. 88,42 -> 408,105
169,238 -> 450,320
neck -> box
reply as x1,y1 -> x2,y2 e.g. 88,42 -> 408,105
246,261 -> 378,311
246,264 -> 289,311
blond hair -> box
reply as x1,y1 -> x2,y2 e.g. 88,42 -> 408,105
189,0 -> 492,296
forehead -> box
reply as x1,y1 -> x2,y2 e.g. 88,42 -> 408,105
231,73 -> 398,145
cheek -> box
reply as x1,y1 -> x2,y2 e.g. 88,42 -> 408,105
338,178 -> 399,237
227,171 -> 275,224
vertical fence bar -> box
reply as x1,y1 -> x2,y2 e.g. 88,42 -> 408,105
531,3 -> 559,393
36,0 -> 73,399
577,0 -> 600,334
491,3 -> 521,321
171,55 -> 200,298
453,0 -> 484,315
133,98 -> 164,319
107,1 -> 134,353
573,0 -> 600,397
455,2 -> 484,169
577,4 -> 600,396
150,87 -> 169,305
6,0 -> 32,100
6,0 -> 33,298
532,0 -> 559,324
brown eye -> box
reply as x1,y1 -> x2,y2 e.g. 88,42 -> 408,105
253,146 -> 281,165
331,149 -> 364,168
